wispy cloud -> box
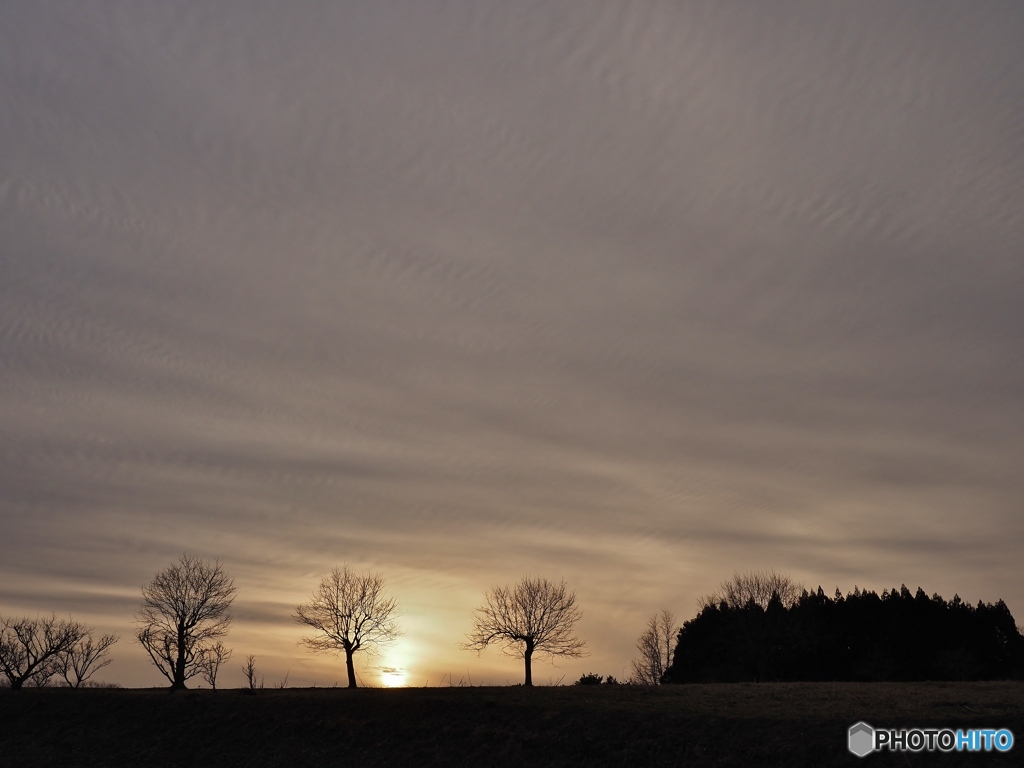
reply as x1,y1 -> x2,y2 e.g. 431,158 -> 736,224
2,0 -> 1022,687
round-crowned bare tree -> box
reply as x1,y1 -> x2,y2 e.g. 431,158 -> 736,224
463,575 -> 587,686
294,566 -> 401,688
135,554 -> 236,691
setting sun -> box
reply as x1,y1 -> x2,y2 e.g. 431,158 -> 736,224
379,667 -> 407,688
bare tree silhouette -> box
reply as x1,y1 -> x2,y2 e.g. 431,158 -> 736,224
241,654 -> 263,690
199,641 -> 232,690
629,609 -> 675,685
463,575 -> 587,686
58,631 -> 119,688
0,614 -> 88,690
135,554 -> 236,691
699,570 -> 803,610
294,566 -> 401,688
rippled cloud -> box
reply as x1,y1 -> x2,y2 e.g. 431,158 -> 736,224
2,0 -> 1022,686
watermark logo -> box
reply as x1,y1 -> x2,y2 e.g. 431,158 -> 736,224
848,722 -> 875,757
848,722 -> 1014,756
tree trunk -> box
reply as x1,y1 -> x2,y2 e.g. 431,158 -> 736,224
524,640 -> 534,687
172,623 -> 187,691
345,648 -> 357,688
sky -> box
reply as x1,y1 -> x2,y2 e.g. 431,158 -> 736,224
1,0 -> 1022,689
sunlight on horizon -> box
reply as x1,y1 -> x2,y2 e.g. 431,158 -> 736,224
377,654 -> 410,688
380,668 -> 408,688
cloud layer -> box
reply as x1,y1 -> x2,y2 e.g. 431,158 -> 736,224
2,0 -> 1022,686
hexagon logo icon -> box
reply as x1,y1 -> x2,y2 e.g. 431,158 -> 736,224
848,722 -> 875,757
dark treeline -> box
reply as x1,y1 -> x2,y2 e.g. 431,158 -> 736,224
664,585 -> 1024,683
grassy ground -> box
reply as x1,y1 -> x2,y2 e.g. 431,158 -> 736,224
2,682 -> 1022,767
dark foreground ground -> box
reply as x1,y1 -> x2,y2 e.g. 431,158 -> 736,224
2,682 -> 1022,767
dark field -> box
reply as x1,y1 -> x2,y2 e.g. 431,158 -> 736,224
2,682 -> 1022,767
